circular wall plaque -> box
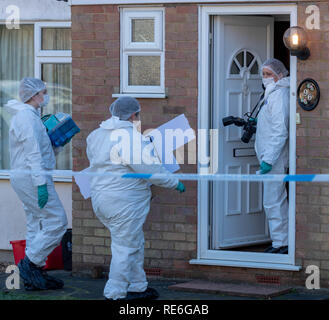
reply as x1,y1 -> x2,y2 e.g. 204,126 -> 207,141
297,78 -> 320,111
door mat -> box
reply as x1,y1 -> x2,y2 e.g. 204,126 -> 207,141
168,280 -> 292,299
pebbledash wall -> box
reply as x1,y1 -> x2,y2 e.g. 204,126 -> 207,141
71,1 -> 329,287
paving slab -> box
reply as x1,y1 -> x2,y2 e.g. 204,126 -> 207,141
168,280 -> 292,299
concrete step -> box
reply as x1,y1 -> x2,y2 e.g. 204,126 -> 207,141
168,280 -> 292,299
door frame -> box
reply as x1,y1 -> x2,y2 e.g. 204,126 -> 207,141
191,4 -> 301,271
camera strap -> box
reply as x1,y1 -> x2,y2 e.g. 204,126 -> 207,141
250,91 -> 265,119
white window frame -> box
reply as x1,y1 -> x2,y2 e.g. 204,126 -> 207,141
34,22 -> 71,58
34,22 -> 72,77
0,21 -> 72,181
124,10 -> 163,51
193,4 -> 301,272
0,22 -> 33,179
118,7 -> 165,97
35,22 -> 72,181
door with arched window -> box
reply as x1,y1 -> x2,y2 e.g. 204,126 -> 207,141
212,16 -> 274,249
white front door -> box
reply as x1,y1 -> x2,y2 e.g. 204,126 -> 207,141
212,16 -> 274,249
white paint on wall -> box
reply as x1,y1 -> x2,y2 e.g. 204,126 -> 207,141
0,0 -> 70,22
0,180 -> 72,250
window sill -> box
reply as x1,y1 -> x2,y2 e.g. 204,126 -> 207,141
112,93 -> 167,99
53,174 -> 72,183
189,259 -> 302,271
0,171 -> 72,183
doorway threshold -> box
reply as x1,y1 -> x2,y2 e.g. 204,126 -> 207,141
189,259 -> 301,271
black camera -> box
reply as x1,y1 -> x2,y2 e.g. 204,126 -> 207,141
222,116 -> 257,144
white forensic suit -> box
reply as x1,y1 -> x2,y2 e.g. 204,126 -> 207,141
86,116 -> 178,300
255,77 -> 290,248
5,100 -> 68,266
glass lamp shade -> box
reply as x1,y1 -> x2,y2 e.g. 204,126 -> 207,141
283,26 -> 310,60
283,26 -> 308,51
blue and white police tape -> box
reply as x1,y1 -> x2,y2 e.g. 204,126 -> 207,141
3,169 -> 325,182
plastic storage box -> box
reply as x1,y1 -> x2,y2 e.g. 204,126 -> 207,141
10,240 -> 64,270
42,112 -> 80,147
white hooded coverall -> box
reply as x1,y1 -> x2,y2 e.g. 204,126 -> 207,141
5,100 -> 68,267
86,116 -> 179,300
255,77 -> 290,248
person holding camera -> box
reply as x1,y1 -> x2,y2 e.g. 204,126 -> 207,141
255,58 -> 290,254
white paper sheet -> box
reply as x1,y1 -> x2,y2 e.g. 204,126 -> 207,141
74,114 -> 195,198
147,114 -> 195,172
73,167 -> 92,199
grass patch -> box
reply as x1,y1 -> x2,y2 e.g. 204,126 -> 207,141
0,289 -> 78,300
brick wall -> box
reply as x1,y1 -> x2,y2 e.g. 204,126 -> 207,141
71,4 -> 199,277
295,1 -> 329,285
72,2 -> 329,288
71,4 -> 120,272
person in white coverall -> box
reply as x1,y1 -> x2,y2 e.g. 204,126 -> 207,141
5,78 -> 68,290
255,58 -> 290,254
86,96 -> 186,300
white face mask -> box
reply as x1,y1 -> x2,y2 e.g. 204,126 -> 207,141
133,120 -> 141,132
37,94 -> 49,109
262,77 -> 275,89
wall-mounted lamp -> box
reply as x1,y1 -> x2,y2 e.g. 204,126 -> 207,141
283,26 -> 310,60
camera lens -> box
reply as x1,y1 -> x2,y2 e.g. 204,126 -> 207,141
241,131 -> 253,144
222,116 -> 235,127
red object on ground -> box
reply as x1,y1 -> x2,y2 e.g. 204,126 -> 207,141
10,240 -> 64,270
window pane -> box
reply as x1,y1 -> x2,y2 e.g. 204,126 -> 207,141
250,62 -> 259,75
132,19 -> 155,42
42,63 -> 72,170
42,28 -> 71,50
230,61 -> 240,75
236,52 -> 244,67
128,56 -> 160,86
246,51 -> 254,67
0,25 -> 34,169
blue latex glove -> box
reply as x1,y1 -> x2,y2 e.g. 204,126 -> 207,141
176,181 -> 186,193
260,161 -> 272,174
249,117 -> 257,123
38,184 -> 48,209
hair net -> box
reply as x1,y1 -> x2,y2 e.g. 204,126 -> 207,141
261,58 -> 289,79
109,96 -> 141,120
19,77 -> 46,103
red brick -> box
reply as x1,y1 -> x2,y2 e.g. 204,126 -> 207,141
78,44 -> 103,54
72,5 -> 105,14
92,14 -> 109,23
176,5 -> 198,14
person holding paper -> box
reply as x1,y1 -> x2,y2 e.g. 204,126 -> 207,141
86,96 -> 185,300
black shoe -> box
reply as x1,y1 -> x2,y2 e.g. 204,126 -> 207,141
24,281 -> 39,291
125,287 -> 159,300
278,246 -> 288,254
40,270 -> 64,290
18,256 -> 47,290
264,246 -> 281,253
105,297 -> 129,301
23,270 -> 63,291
